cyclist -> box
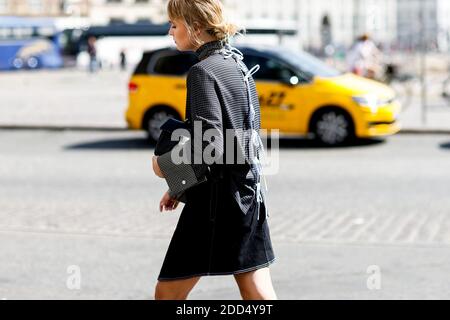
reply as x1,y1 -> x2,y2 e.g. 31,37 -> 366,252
346,33 -> 383,79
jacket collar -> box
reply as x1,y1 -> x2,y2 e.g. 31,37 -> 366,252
195,40 -> 225,60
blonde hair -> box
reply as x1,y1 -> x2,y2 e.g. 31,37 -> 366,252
168,0 -> 241,46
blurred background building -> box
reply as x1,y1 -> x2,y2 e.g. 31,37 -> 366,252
0,0 -> 90,29
1,0 -> 450,71
0,0 -> 90,17
88,0 -> 166,25
226,0 -> 397,50
1,0 -> 450,52
397,0 -> 450,52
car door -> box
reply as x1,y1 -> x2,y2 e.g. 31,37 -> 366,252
243,53 -> 307,133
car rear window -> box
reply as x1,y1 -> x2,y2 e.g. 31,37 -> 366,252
133,52 -> 154,75
152,52 -> 198,75
243,54 -> 298,81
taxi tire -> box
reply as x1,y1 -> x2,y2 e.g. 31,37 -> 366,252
311,108 -> 355,146
143,106 -> 181,143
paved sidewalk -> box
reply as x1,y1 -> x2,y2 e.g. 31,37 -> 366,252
0,69 -> 449,133
0,69 -> 129,129
398,72 -> 450,133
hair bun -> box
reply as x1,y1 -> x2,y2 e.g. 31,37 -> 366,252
210,22 -> 240,41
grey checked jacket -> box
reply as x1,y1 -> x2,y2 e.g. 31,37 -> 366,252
157,40 -> 266,216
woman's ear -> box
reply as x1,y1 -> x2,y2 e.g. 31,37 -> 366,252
192,21 -> 203,37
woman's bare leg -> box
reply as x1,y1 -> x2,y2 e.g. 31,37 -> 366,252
154,276 -> 201,300
234,267 -> 277,300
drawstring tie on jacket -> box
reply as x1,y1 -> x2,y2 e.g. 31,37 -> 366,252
220,43 -> 270,221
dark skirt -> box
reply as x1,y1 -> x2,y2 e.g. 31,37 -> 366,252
157,171 -> 276,281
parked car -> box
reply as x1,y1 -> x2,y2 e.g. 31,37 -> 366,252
125,45 -> 401,145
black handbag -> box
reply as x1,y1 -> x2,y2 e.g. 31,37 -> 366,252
154,118 -> 191,156
154,118 -> 209,203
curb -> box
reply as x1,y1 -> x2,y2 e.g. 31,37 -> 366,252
0,124 -> 128,132
398,129 -> 450,135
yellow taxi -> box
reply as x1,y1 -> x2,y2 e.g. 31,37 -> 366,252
125,45 -> 401,146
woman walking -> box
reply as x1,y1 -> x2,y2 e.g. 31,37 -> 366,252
152,0 -> 277,300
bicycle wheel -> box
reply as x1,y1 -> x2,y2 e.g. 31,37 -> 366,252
390,80 -> 413,111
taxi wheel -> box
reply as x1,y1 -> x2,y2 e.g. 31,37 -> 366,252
311,109 -> 354,146
144,107 -> 180,143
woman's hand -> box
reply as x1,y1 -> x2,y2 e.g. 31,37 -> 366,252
159,191 -> 179,212
152,155 -> 165,178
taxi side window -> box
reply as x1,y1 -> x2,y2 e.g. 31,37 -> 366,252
151,52 -> 198,75
244,54 -> 297,82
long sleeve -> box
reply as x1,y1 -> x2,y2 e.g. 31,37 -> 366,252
157,64 -> 224,199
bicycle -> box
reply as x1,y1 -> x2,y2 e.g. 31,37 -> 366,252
371,63 -> 417,111
442,73 -> 450,105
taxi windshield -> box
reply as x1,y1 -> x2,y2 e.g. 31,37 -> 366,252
274,49 -> 342,78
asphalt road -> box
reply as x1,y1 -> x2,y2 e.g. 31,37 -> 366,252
0,129 -> 449,299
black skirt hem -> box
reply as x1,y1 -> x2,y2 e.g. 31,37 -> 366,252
157,258 -> 276,282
